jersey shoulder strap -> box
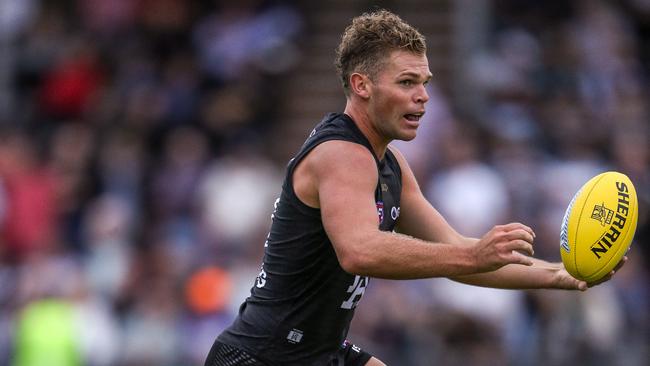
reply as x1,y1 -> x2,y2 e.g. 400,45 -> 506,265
287,113 -> 379,176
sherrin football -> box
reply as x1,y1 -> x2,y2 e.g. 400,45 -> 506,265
560,171 -> 638,282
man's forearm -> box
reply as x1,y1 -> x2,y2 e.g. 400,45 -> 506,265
450,258 -> 562,289
342,231 -> 481,280
445,236 -> 559,289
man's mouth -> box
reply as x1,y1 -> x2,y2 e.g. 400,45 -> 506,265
404,112 -> 424,122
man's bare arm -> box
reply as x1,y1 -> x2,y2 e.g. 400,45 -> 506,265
296,140 -> 533,280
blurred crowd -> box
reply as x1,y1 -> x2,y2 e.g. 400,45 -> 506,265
0,0 -> 648,366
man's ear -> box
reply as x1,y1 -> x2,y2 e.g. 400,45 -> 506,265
349,73 -> 371,99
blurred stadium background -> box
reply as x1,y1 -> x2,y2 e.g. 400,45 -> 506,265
0,0 -> 648,365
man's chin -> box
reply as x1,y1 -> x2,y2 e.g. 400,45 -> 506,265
396,132 -> 417,141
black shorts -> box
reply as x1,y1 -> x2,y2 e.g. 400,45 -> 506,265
330,339 -> 373,366
204,341 -> 265,366
204,340 -> 373,366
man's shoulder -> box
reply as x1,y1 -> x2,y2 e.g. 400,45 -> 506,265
289,112 -> 375,180
307,139 -> 375,171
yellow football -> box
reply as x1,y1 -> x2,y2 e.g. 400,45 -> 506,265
560,171 -> 638,282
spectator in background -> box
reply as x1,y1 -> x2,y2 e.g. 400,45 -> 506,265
12,298 -> 82,366
0,130 -> 59,262
193,0 -> 303,82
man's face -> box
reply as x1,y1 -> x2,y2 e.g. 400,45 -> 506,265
366,50 -> 432,142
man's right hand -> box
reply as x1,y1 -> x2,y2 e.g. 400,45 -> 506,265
471,223 -> 536,272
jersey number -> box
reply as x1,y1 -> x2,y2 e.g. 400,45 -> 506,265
340,275 -> 368,309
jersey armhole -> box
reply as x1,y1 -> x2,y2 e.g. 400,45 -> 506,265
384,146 -> 403,184
284,135 -> 358,215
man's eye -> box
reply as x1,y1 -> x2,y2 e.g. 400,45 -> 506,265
399,80 -> 412,86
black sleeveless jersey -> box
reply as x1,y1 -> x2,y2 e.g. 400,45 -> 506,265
217,113 -> 403,365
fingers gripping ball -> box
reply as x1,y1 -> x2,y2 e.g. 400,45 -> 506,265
560,171 -> 638,282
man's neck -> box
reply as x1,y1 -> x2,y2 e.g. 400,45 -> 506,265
343,100 -> 389,160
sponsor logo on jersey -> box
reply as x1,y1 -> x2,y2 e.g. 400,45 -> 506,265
256,268 -> 267,288
287,329 -> 303,344
391,206 -> 400,220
